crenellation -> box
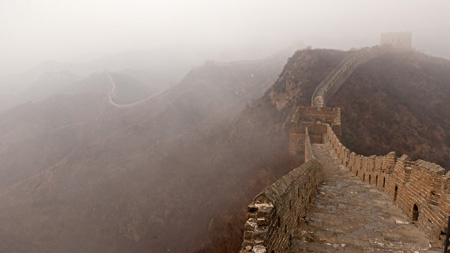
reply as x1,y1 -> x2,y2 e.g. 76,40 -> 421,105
325,123 -> 450,246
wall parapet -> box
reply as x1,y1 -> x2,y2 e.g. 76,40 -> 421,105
240,127 -> 322,253
326,124 -> 450,244
239,160 -> 323,253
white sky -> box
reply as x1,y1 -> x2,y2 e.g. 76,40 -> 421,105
1,0 -> 449,75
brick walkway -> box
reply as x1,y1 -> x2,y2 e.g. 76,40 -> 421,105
290,141 -> 442,252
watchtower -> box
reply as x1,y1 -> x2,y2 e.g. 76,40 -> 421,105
289,106 -> 341,159
380,32 -> 412,50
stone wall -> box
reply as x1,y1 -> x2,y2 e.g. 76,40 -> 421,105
240,127 -> 323,253
326,124 -> 450,244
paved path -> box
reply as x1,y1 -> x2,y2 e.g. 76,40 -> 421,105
290,140 -> 441,252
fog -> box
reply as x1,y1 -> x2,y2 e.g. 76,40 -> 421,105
1,0 -> 449,77
1,1 -> 450,252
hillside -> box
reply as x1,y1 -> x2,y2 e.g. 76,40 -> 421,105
328,51 -> 450,169
0,47 -> 300,253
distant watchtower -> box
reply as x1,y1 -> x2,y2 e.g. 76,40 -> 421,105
380,32 -> 412,50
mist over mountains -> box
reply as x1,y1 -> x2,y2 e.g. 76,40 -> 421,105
1,37 -> 449,252
0,44 -> 302,252
1,1 -> 450,252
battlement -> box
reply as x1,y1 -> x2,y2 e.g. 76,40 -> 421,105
327,124 -> 450,244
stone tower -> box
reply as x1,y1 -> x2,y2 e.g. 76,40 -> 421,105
380,32 -> 412,50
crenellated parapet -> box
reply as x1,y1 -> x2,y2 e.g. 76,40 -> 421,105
326,124 -> 450,244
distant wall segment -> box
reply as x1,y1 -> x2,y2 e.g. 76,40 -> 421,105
326,124 -> 450,244
311,46 -> 384,108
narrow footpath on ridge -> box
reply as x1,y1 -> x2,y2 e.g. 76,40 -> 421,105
290,139 -> 440,252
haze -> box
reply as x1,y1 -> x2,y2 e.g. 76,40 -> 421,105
1,0 -> 449,77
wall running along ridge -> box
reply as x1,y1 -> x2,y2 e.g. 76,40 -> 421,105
326,124 -> 450,244
104,70 -> 166,108
311,46 -> 384,108
239,128 -> 323,253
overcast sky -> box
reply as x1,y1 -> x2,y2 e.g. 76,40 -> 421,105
1,0 -> 449,76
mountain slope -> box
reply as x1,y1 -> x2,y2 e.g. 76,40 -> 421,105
328,51 -> 450,169
0,47 -> 301,253
2,46 -> 447,253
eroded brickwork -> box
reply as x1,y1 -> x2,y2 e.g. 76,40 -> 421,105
240,127 -> 323,253
327,124 -> 450,244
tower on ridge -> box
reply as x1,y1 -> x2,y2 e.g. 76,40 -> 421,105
380,32 -> 412,50
289,106 -> 341,160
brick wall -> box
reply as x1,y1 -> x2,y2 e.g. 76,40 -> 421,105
239,127 -> 323,253
326,124 -> 450,244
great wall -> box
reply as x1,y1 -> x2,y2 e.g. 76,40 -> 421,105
239,34 -> 449,252
104,70 -> 166,108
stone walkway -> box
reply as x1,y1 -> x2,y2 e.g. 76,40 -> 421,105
290,141 -> 442,252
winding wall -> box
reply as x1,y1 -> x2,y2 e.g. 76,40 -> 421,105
311,46 -> 382,108
104,70 -> 166,109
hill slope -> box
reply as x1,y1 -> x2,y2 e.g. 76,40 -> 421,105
0,47 -> 300,253
328,51 -> 450,169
